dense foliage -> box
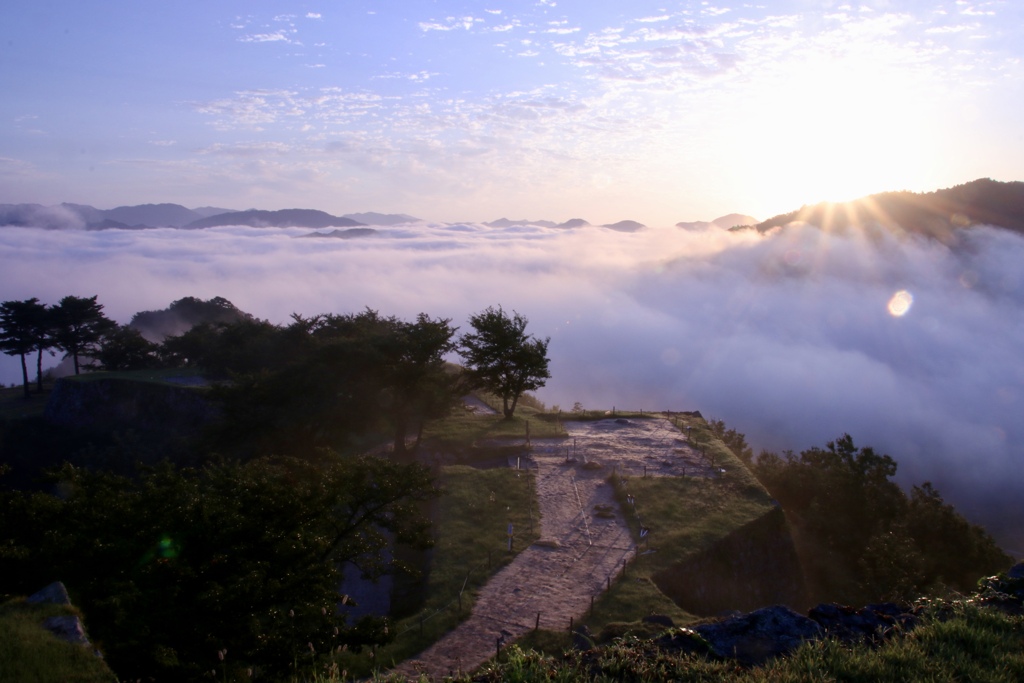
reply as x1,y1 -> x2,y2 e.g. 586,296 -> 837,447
129,296 -> 251,341
197,309 -> 467,459
753,434 -> 1010,603
50,295 -> 117,375
0,453 -> 438,681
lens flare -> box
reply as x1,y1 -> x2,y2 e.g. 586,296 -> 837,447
887,290 -> 913,317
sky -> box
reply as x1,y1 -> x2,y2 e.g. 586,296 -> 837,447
3,0 -> 1024,224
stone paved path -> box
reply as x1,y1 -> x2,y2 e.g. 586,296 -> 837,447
390,431 -> 642,681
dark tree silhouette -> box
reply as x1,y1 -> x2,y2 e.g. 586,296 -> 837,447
51,295 -> 116,374
458,306 -> 550,418
0,298 -> 50,398
91,324 -> 161,371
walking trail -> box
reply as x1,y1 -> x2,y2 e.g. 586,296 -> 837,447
391,417 -> 701,681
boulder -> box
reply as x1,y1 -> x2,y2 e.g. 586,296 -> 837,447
694,605 -> 822,665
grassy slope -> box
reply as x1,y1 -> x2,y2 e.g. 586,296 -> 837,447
467,601 -> 1024,683
422,393 -> 566,446
0,599 -> 117,683
582,414 -> 775,635
338,459 -> 542,677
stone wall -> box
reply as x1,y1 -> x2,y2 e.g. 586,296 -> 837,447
44,376 -> 218,436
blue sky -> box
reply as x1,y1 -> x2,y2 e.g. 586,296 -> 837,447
3,0 -> 1023,224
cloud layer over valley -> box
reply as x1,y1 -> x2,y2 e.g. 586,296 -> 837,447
1,220 -> 1022,553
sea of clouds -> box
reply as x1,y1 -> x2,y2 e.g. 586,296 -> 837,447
1,220 -> 1021,554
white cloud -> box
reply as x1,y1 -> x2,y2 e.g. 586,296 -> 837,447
238,31 -> 291,43
2,221 -> 1023,554
419,16 -> 478,32
306,12 -> 322,19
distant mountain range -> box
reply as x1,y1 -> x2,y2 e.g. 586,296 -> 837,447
483,217 -> 647,231
676,213 -> 760,231
185,209 -> 364,230
5,179 -> 1021,236
755,178 -> 1024,239
0,202 -> 420,230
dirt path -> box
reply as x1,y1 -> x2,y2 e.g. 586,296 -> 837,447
391,418 -> 696,681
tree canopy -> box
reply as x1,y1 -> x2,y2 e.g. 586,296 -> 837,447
0,298 -> 50,398
50,295 -> 115,375
753,434 -> 1009,603
458,306 -> 550,418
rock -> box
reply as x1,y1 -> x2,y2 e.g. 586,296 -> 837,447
694,605 -> 822,665
642,614 -> 675,628
27,581 -> 71,605
43,615 -> 90,646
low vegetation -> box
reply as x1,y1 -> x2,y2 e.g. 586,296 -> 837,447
469,597 -> 1024,683
0,598 -> 117,683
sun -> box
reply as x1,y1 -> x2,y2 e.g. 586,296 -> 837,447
725,41 -> 949,214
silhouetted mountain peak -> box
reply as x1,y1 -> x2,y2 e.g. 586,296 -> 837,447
755,178 -> 1024,240
602,220 -> 645,232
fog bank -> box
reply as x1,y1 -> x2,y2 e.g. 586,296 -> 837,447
1,221 -> 1021,554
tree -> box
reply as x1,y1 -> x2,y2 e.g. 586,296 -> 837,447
90,324 -> 161,371
0,452 -> 438,680
0,298 -> 50,398
51,295 -> 115,374
372,312 -> 464,455
753,434 -> 1010,603
205,310 -> 465,459
708,418 -> 753,464
458,306 -> 550,418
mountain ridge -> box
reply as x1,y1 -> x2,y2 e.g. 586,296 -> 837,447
755,178 -> 1024,239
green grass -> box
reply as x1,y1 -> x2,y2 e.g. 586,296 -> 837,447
583,416 -> 775,636
422,394 -> 567,448
337,462 -> 541,677
463,601 -> 1024,682
0,598 -> 117,683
